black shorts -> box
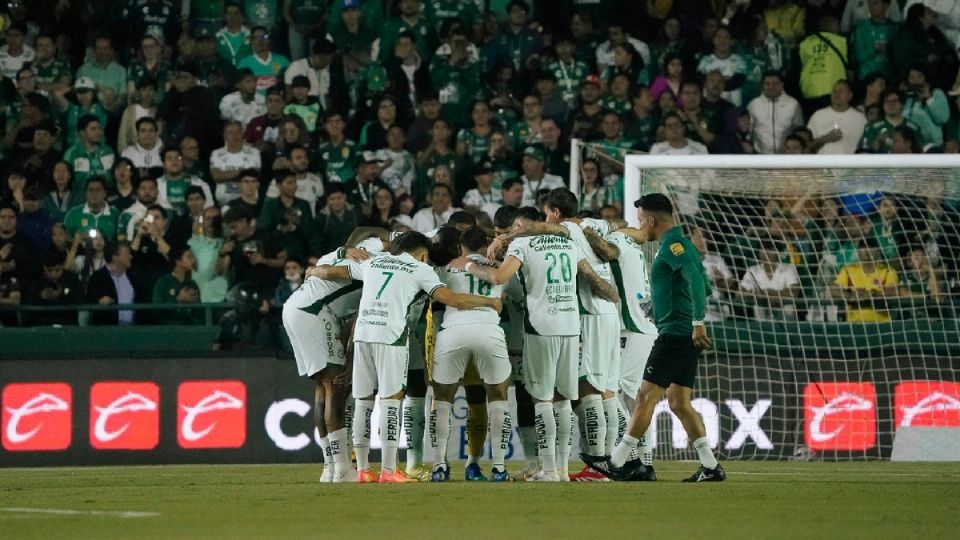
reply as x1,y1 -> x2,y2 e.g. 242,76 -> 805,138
642,333 -> 700,389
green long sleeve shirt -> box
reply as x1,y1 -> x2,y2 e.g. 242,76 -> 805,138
650,226 -> 710,336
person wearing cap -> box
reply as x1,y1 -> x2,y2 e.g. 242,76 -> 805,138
462,161 -> 503,220
216,3 -> 252,67
0,22 -> 35,80
377,0 -> 436,63
284,38 -> 347,111
284,0 -> 327,61
485,1 -> 542,75
317,110 -> 360,184
285,75 -> 321,132
568,74 -> 604,141
329,0 -> 378,82
344,151 -> 390,218
126,35 -> 173,108
237,26 -> 291,96
547,34 -> 589,108
76,36 -> 126,112
519,145 -> 563,207
219,68 -> 267,128
52,76 -> 110,149
31,34 -> 72,93
63,116 -> 117,194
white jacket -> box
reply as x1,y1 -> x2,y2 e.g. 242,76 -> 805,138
747,93 -> 804,154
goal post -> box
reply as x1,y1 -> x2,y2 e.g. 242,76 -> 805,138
615,153 -> 960,461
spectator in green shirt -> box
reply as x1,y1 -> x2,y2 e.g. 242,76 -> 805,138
152,245 -> 203,325
62,115 -> 116,194
860,89 -> 924,153
378,0 -> 437,63
284,0 -> 327,61
851,0 -> 898,81
63,177 -> 119,242
259,169 -> 318,262
430,26 -> 481,128
902,67 -> 949,149
52,77 -> 110,149
75,36 -> 126,112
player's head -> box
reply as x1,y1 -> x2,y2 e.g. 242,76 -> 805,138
346,227 -> 390,251
459,226 -> 489,255
390,231 -> 432,262
634,193 -> 675,241
428,226 -> 462,267
543,188 -> 578,223
447,210 -> 477,232
493,206 -> 518,234
512,206 -> 543,230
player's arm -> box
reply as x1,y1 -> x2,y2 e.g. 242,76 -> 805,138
311,265 -> 352,281
577,260 -> 619,303
487,223 -> 569,258
613,226 -> 648,244
682,259 -> 712,349
583,226 -> 620,261
432,286 -> 503,313
454,256 -> 522,285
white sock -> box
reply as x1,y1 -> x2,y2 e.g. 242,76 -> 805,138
352,399 -> 373,470
432,401 -> 452,466
403,396 -> 426,470
328,428 -> 351,476
693,436 -> 719,469
553,400 -> 572,473
318,436 -> 331,467
488,400 -> 511,470
638,421 -> 654,465
611,434 -> 639,467
378,398 -> 402,473
602,398 -> 619,456
534,402 -> 557,472
518,426 -> 538,467
580,394 -> 606,457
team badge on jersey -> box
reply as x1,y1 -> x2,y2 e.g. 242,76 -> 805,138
670,243 -> 685,256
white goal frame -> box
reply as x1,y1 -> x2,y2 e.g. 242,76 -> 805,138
621,154 -> 960,227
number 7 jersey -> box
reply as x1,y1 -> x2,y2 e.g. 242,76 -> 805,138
349,252 -> 445,345
505,235 -> 585,337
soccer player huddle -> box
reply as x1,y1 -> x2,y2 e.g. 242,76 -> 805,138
282,187 -> 725,483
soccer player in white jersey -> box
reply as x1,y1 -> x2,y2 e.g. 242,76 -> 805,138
491,189 -> 622,480
432,226 -> 513,482
314,232 -> 502,483
281,229 -> 388,483
602,218 -> 659,480
462,207 -> 615,481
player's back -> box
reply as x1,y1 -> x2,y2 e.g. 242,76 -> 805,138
606,230 -> 657,334
562,219 -> 617,316
506,235 -> 581,337
438,254 -> 505,328
352,252 -> 444,345
289,252 -> 364,317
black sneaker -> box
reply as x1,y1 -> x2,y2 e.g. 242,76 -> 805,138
580,453 -> 613,477
683,463 -> 726,483
618,459 -> 652,482
626,463 -> 657,482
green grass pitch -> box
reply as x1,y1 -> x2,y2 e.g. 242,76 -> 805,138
1,461 -> 958,539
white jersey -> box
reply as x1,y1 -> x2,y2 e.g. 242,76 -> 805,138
285,251 -> 364,319
350,252 -> 445,345
605,230 -> 658,334
438,254 -> 505,328
505,235 -> 584,336
563,219 -> 617,316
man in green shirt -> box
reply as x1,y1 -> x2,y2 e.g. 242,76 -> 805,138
63,178 -> 119,241
63,115 -> 116,194
317,110 -> 358,184
378,0 -> 437,62
258,169 -> 317,262
216,3 -> 252,67
860,89 -> 923,153
585,194 -> 725,483
152,245 -> 202,325
850,0 -> 897,80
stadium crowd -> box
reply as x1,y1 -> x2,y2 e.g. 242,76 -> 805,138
0,0 -> 959,333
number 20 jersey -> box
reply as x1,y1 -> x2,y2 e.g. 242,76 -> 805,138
506,235 -> 585,337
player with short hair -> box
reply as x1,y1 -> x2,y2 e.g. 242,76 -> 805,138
431,226 -> 513,482
314,231 -> 502,483
457,207 -> 615,481
281,227 -> 389,483
585,194 -> 725,482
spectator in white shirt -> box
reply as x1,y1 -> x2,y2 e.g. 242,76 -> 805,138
747,71 -> 804,154
519,146 -> 564,207
0,22 -> 35,80
265,145 -> 324,216
219,68 -> 266,128
412,183 -> 459,233
808,80 -> 867,154
210,120 -> 262,204
120,117 -> 163,178
739,238 -> 801,320
462,161 -> 503,219
596,22 -> 651,73
650,112 -> 710,155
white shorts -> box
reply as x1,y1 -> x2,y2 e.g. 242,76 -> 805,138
579,314 -> 620,393
620,331 -> 657,399
523,334 -> 579,401
433,324 -> 511,385
353,342 -> 409,398
282,303 -> 346,378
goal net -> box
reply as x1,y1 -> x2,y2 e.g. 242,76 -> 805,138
580,151 -> 960,461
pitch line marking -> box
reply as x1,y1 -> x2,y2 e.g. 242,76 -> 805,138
1,507 -> 160,518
